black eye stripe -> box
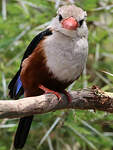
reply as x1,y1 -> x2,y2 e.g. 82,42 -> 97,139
59,14 -> 63,21
79,19 -> 84,27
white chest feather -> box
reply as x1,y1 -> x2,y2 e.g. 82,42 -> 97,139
43,31 -> 88,82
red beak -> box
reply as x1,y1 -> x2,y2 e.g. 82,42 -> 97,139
61,17 -> 78,30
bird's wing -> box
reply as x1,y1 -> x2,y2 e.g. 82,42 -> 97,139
8,28 -> 52,99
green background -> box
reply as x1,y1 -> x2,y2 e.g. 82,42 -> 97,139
0,0 -> 113,150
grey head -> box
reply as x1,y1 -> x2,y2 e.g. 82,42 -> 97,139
49,5 -> 88,39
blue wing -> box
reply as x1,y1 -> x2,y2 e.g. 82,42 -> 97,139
16,76 -> 22,95
8,69 -> 24,99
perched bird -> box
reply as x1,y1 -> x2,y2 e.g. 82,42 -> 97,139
8,5 -> 88,149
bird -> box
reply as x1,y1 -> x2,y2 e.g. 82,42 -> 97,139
8,4 -> 88,149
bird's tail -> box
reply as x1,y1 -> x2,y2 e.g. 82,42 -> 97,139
8,70 -> 34,149
14,116 -> 33,149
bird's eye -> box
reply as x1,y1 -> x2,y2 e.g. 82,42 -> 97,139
79,19 -> 84,27
59,14 -> 63,21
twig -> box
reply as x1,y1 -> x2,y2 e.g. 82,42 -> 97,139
101,71 -> 113,77
67,81 -> 75,92
19,1 -> 29,15
95,71 -> 111,85
17,0 -> 44,13
55,0 -> 61,9
47,136 -> 54,150
31,21 -> 51,35
101,52 -> 113,59
68,0 -> 75,4
0,124 -> 16,128
0,118 -> 8,125
93,4 -> 113,11
2,73 -> 7,98
95,44 -> 100,62
2,0 -> 7,20
83,65 -> 87,88
13,26 -> 31,44
93,22 -> 113,34
38,117 -> 61,148
6,51 -> 24,66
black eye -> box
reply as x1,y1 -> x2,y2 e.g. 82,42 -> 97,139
79,19 -> 84,27
59,14 -> 63,21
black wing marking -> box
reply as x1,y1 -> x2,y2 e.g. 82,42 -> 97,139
21,28 -> 52,63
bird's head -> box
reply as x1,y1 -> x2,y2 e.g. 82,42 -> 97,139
50,5 -> 88,38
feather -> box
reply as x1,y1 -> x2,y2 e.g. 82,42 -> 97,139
14,116 -> 33,149
15,76 -> 22,95
8,69 -> 24,99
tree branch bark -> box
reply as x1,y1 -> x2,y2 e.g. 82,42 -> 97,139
0,86 -> 113,119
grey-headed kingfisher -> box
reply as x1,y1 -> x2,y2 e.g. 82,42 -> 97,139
8,5 -> 88,149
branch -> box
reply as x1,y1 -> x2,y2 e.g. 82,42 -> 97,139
0,86 -> 113,119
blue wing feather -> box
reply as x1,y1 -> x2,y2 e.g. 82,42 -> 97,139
8,69 -> 24,99
16,76 -> 22,95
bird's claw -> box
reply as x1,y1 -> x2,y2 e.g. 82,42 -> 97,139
38,85 -> 72,103
38,84 -> 62,101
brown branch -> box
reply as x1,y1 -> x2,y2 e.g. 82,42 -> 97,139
0,86 -> 113,119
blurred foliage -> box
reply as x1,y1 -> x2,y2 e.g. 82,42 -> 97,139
0,0 -> 113,150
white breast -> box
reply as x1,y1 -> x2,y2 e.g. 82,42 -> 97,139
43,31 -> 88,82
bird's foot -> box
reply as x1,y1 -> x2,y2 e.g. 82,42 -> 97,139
63,90 -> 72,103
38,84 -> 62,101
38,85 -> 72,103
